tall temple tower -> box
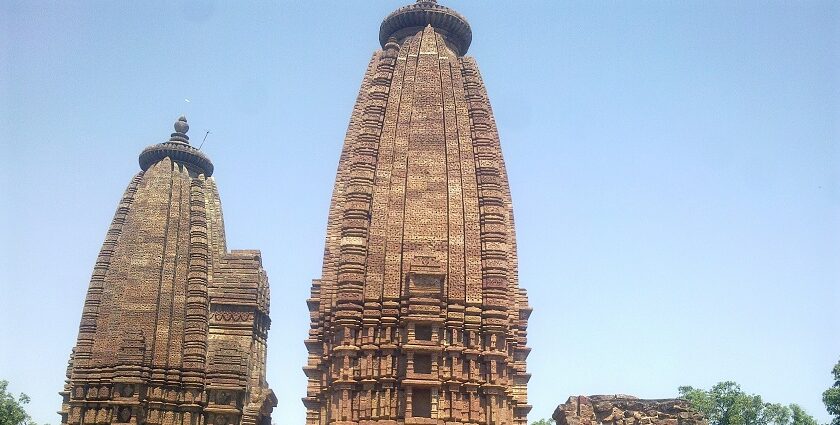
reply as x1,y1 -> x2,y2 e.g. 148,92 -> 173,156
61,117 -> 276,425
303,2 -> 532,424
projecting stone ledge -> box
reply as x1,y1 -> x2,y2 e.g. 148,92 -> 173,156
552,395 -> 707,425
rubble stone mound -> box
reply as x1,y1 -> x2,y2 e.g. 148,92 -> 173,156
553,395 -> 707,425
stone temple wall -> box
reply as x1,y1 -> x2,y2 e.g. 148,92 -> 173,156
553,395 -> 706,425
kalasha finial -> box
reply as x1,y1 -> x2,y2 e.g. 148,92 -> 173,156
174,116 -> 189,133
170,116 -> 190,143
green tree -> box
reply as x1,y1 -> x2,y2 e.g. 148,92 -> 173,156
0,380 -> 38,425
763,403 -> 791,425
789,404 -> 817,425
824,359 -> 840,425
678,381 -> 817,425
531,418 -> 555,425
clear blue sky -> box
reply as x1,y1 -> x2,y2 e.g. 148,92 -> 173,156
1,1 -> 837,424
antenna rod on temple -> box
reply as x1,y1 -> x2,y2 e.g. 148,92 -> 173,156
199,130 -> 210,149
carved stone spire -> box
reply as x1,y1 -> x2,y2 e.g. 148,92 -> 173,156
304,3 -> 531,425
62,116 -> 275,425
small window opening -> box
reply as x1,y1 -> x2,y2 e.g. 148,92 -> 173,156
414,354 -> 432,374
416,325 -> 433,341
413,388 -> 432,418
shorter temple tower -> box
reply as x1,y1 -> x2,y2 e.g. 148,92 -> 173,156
60,117 -> 276,425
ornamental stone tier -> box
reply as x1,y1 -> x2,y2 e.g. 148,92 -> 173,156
302,1 -> 532,424
60,117 -> 276,425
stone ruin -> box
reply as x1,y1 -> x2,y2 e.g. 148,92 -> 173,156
553,395 -> 707,425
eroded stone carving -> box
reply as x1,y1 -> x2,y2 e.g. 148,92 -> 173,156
553,395 -> 707,425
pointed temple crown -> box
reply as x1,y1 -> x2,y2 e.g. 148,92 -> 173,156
379,0 -> 472,55
138,115 -> 214,176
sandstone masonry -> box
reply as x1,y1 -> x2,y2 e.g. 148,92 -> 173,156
553,395 -> 707,425
60,117 -> 276,425
303,1 -> 531,424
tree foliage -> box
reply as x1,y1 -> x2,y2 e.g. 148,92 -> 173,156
0,380 -> 38,425
824,359 -> 840,425
679,381 -> 817,425
789,404 -> 818,425
531,418 -> 555,425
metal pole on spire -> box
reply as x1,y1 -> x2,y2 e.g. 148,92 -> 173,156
199,130 -> 210,149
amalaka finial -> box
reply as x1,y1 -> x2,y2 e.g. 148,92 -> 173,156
140,115 -> 213,175
380,0 -> 471,55
170,116 -> 190,143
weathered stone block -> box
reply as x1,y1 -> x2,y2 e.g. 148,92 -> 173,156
553,395 -> 706,425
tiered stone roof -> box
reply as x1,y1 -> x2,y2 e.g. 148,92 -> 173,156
305,2 -> 530,424
61,117 -> 275,425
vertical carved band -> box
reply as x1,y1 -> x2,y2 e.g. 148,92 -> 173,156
74,172 -> 143,363
461,58 -> 511,326
183,176 -> 209,384
335,42 -> 400,328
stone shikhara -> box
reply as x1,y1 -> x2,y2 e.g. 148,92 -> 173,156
58,2 -> 709,425
303,1 -> 532,424
61,117 -> 276,425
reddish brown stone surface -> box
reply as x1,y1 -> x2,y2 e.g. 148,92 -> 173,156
304,1 -> 531,424
552,396 -> 706,425
61,117 -> 275,425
